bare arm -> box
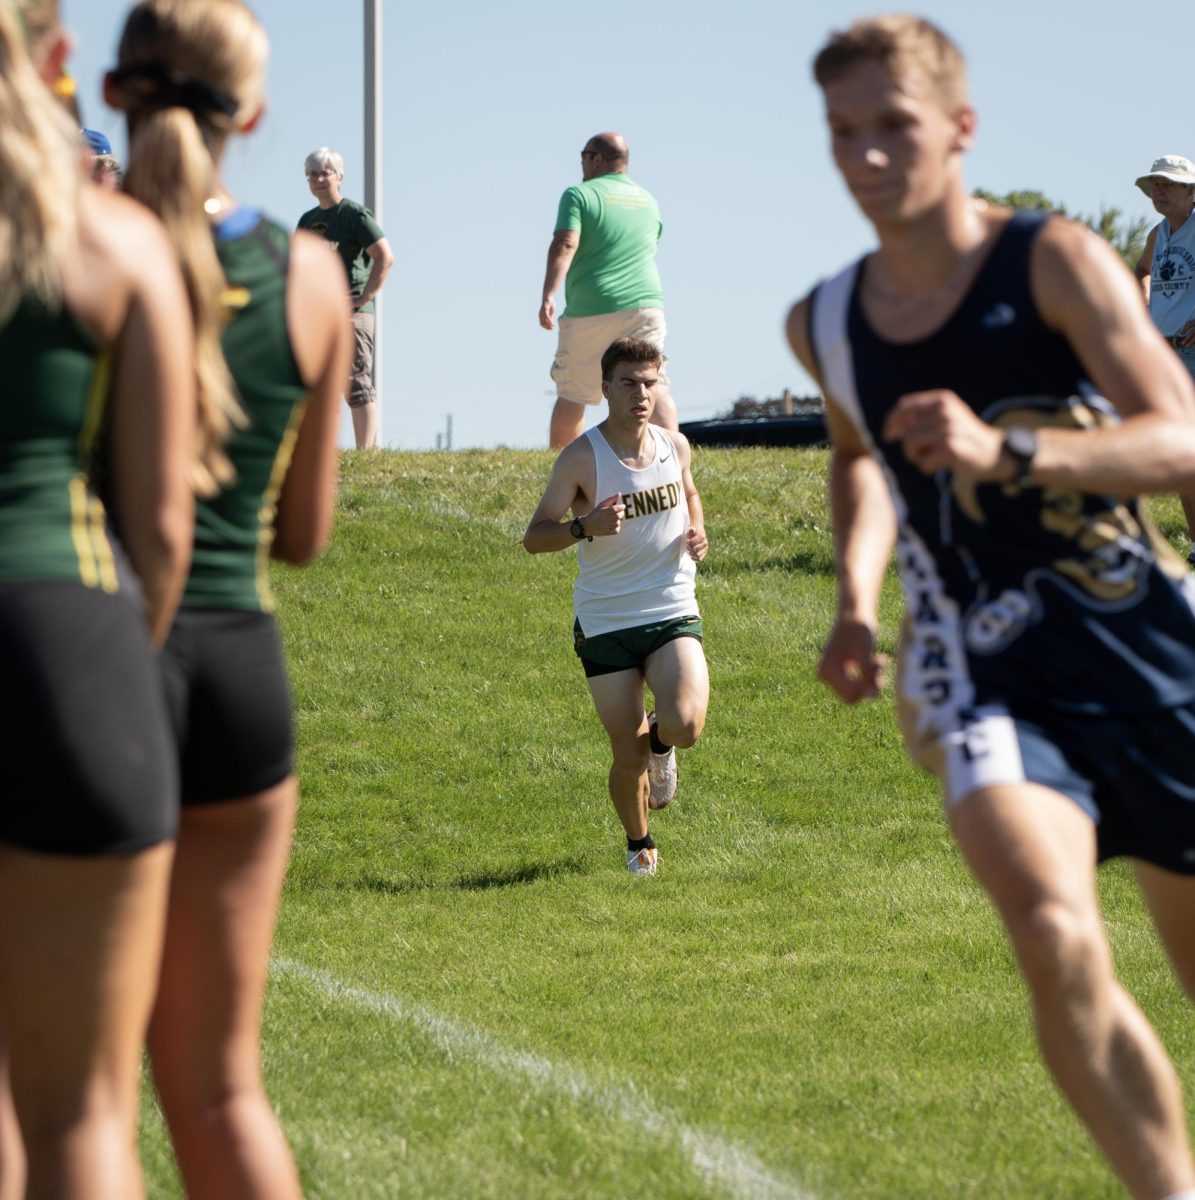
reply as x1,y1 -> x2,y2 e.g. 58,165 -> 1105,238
523,439 -> 625,553
674,432 -> 707,562
353,236 -> 395,310
272,231 -> 353,564
1134,224 -> 1157,306
884,218 -> 1195,495
102,205 -> 196,646
539,228 -> 579,330
787,298 -> 895,702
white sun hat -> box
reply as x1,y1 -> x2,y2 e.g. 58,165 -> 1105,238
1136,155 -> 1195,196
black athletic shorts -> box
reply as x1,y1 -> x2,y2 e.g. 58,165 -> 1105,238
160,608 -> 294,806
0,582 -> 178,855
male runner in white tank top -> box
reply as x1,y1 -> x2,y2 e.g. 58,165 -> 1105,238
524,337 -> 709,875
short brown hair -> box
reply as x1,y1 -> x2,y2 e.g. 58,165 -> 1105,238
812,15 -> 968,112
600,337 -> 664,382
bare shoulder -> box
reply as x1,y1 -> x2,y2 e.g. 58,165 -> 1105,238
554,430 -> 594,477
290,228 -> 347,299
287,229 -> 352,387
1030,212 -> 1143,327
785,291 -> 818,379
1137,222 -> 1160,270
288,230 -> 349,311
289,225 -> 350,328
1032,212 -> 1127,286
77,187 -> 174,277
667,426 -> 694,468
68,189 -> 181,343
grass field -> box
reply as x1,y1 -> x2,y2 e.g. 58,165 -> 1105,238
140,447 -> 1195,1199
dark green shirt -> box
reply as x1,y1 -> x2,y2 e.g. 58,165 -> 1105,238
0,300 -> 121,590
296,198 -> 385,313
183,211 -> 309,612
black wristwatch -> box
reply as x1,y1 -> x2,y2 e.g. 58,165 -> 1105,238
569,517 -> 592,542
1003,426 -> 1038,488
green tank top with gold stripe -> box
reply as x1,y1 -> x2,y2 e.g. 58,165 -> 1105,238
0,300 -> 120,589
184,211 -> 309,611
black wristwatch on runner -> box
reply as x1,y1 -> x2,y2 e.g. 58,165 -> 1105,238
570,517 -> 592,542
1002,426 -> 1038,488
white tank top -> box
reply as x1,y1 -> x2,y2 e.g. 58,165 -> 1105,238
1150,214 -> 1195,336
573,425 -> 698,636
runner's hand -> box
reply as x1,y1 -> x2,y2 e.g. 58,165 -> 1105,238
685,525 -> 708,562
818,617 -> 886,704
539,297 -> 556,330
883,389 -> 1005,479
584,493 -> 625,536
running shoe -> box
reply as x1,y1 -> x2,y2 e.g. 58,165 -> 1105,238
647,711 -> 677,810
626,847 -> 658,875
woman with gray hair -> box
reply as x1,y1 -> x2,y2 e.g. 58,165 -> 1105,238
299,143 -> 394,447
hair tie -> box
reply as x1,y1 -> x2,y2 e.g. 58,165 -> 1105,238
108,61 -> 238,120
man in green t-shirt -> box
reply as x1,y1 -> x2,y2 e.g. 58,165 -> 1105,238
298,147 -> 395,448
539,132 -> 678,448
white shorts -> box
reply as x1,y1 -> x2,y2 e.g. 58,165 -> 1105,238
550,307 -> 670,406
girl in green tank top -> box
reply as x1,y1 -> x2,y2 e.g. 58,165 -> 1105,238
0,2 -> 197,1198
109,3 -> 352,1197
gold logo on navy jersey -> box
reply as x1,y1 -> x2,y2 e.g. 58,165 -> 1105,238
955,397 -> 1156,605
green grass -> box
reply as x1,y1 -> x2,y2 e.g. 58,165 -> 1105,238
141,448 -> 1195,1199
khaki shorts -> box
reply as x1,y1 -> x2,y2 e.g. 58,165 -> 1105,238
550,307 -> 670,406
349,310 -> 375,408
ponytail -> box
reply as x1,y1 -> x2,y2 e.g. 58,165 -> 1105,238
0,0 -> 80,322
112,0 -> 270,497
122,103 -> 243,497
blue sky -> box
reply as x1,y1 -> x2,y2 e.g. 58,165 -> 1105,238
69,0 -> 1192,450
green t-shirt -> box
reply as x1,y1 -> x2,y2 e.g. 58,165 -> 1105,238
297,198 -> 385,314
555,173 -> 663,318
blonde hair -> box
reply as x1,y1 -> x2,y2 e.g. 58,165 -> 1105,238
0,0 -> 82,323
812,15 -> 968,113
112,0 -> 269,497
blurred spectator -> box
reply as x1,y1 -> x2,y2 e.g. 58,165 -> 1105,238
81,128 -> 121,189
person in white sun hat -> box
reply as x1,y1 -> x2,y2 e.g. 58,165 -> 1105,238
1135,154 -> 1195,553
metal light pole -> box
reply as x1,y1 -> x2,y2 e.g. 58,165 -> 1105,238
364,0 -> 384,441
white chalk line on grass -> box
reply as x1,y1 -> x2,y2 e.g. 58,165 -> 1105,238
273,957 -> 816,1200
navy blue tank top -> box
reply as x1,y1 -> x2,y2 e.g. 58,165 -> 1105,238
810,212 -> 1195,719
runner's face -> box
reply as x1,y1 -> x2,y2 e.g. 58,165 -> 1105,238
602,363 -> 659,424
823,61 -> 970,227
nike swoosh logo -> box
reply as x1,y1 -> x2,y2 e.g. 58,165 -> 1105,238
660,454 -> 672,463
982,302 -> 1016,329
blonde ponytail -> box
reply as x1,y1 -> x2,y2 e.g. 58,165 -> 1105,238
122,103 -> 243,497
112,0 -> 269,496
0,0 -> 80,322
